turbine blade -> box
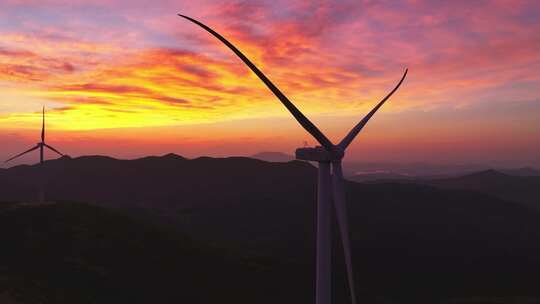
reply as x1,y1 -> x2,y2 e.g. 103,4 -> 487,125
178,14 -> 334,150
5,145 -> 40,163
331,161 -> 357,304
44,144 -> 63,157
338,69 -> 408,150
41,106 -> 45,143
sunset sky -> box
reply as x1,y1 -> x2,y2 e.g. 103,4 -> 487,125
1,0 -> 539,168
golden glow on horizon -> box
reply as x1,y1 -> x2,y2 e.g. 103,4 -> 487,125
1,43 -> 411,131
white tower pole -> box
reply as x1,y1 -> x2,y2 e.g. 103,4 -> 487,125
316,161 -> 332,304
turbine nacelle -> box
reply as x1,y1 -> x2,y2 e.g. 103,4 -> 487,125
296,146 -> 344,162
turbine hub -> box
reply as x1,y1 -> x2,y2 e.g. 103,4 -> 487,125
295,146 -> 344,162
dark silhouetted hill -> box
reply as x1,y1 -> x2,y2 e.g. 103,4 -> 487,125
1,155 -> 540,302
0,201 -> 313,304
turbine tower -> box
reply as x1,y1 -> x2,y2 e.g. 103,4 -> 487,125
179,15 -> 407,304
5,107 -> 64,203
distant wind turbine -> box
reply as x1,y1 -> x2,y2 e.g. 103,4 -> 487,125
5,107 -> 64,203
179,14 -> 407,304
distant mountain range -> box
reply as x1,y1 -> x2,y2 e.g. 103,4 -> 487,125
499,167 -> 540,176
251,151 -> 295,162
349,171 -> 416,182
1,154 -> 540,302
250,151 -> 540,178
355,169 -> 540,210
426,170 -> 540,209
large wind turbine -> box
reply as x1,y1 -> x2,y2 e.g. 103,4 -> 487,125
5,107 -> 64,203
179,15 -> 407,304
